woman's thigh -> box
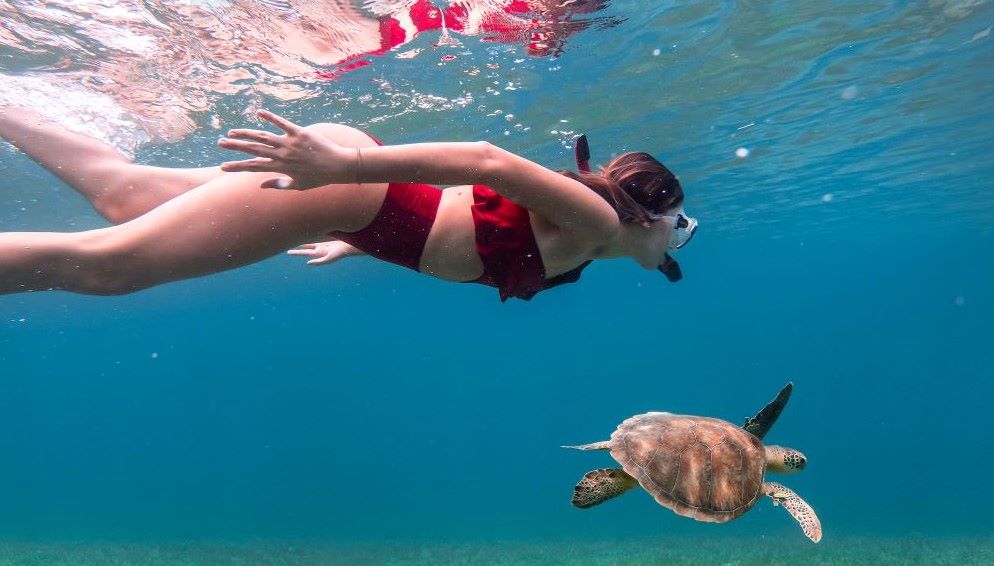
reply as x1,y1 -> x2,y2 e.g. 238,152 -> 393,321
98,124 -> 386,287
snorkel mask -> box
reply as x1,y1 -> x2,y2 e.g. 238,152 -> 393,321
652,206 -> 698,251
574,134 -> 697,282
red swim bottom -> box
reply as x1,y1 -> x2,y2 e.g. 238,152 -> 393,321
328,181 -> 442,272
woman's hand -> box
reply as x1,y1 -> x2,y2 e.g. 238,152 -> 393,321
218,109 -> 356,190
287,240 -> 365,265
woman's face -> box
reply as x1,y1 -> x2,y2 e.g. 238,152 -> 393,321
634,210 -> 697,270
633,219 -> 675,270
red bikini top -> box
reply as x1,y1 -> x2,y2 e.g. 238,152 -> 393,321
470,185 -> 591,301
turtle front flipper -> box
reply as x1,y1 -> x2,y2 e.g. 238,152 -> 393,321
743,382 -> 793,440
571,468 -> 638,508
763,482 -> 822,543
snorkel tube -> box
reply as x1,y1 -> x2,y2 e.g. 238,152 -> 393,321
574,134 -> 592,173
574,134 -> 684,283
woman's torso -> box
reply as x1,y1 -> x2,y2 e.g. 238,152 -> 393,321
421,184 -> 589,282
306,123 -> 592,286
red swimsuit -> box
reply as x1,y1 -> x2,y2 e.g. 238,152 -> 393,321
328,177 -> 588,301
469,185 -> 590,301
328,180 -> 441,273
328,134 -> 589,301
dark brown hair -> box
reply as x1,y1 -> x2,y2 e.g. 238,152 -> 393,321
562,152 -> 683,224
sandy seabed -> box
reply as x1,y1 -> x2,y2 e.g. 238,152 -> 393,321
0,537 -> 992,565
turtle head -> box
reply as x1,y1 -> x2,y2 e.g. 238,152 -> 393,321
765,445 -> 807,474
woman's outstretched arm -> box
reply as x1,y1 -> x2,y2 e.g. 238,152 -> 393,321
219,110 -> 619,244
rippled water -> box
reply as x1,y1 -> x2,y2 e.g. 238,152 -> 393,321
1,0 -> 993,560
0,0 -> 617,145
2,0 -> 992,233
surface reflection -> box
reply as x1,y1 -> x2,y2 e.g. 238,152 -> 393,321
0,0 -> 616,150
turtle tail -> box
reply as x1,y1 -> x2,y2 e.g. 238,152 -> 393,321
561,441 -> 611,451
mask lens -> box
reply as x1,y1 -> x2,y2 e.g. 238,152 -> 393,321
670,214 -> 698,250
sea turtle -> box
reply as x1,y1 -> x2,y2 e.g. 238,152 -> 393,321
564,382 -> 822,543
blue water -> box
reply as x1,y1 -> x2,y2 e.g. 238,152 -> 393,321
1,0 -> 993,556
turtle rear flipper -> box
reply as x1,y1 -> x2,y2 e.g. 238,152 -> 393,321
743,382 -> 793,440
571,468 -> 638,508
763,482 -> 822,543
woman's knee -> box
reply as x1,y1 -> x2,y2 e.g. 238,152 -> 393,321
81,164 -> 151,224
88,165 -> 220,224
91,190 -> 143,225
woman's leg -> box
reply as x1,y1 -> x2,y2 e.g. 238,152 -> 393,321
0,123 -> 387,295
0,110 -> 222,223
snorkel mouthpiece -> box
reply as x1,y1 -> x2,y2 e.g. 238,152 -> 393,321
574,133 -> 690,283
658,254 -> 682,282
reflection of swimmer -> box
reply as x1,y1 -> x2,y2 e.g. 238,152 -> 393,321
363,0 -> 613,58
0,109 -> 695,301
0,0 -> 382,144
0,0 -> 612,159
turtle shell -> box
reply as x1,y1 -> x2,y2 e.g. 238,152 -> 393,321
608,412 -> 765,523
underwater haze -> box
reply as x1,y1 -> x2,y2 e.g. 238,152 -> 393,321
1,0 -> 993,563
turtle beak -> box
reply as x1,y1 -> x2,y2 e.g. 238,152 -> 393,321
786,451 -> 807,472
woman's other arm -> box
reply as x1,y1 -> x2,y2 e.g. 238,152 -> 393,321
287,240 -> 365,265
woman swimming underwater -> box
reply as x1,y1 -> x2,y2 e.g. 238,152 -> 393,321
0,109 -> 696,301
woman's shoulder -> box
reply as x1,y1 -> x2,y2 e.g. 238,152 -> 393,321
530,214 -> 597,275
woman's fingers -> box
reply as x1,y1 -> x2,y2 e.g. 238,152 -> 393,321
308,248 -> 338,264
218,138 -> 272,156
226,128 -> 282,147
257,109 -> 301,135
287,248 -> 316,256
219,157 -> 275,172
288,242 -> 329,254
287,247 -> 331,265
219,111 -> 301,155
218,137 -> 280,157
287,242 -> 344,265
